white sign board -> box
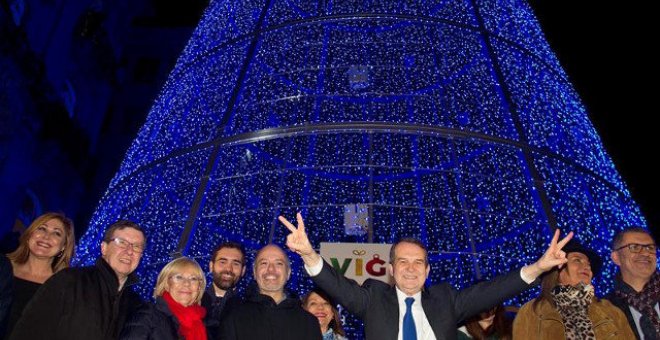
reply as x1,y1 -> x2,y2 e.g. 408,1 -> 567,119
320,242 -> 392,285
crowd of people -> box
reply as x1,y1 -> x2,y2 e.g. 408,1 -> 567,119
0,211 -> 657,340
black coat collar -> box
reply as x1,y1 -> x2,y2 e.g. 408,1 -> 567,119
95,257 -> 139,292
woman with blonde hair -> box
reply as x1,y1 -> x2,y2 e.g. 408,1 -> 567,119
2,212 -> 74,338
121,257 -> 208,340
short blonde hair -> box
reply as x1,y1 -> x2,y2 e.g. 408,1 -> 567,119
153,257 -> 206,305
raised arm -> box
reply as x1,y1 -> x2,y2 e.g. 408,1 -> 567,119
453,229 -> 574,321
521,229 -> 573,281
278,213 -> 321,267
279,213 -> 372,317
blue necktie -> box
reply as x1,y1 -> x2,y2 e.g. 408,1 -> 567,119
403,297 -> 417,340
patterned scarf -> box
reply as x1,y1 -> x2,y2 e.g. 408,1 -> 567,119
615,271 -> 660,340
552,284 -> 596,340
163,291 -> 208,340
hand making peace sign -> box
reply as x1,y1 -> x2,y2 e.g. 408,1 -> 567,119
278,213 -> 319,265
279,212 -> 575,279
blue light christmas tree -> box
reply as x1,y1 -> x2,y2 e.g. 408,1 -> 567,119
75,0 -> 645,337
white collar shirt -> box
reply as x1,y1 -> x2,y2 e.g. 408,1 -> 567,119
395,287 -> 436,340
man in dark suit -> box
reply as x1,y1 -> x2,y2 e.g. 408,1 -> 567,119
279,213 -> 573,340
607,227 -> 659,340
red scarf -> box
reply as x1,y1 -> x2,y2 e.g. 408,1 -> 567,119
163,291 -> 207,340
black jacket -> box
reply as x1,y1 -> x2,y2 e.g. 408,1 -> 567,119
120,297 -> 183,340
8,258 -> 143,340
219,284 -> 321,340
0,256 -> 12,338
201,287 -> 241,340
313,259 -> 532,340
605,274 -> 650,340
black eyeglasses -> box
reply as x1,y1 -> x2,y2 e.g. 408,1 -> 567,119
614,243 -> 656,254
109,237 -> 145,253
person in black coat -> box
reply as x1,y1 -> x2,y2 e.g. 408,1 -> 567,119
8,220 -> 145,340
202,241 -> 246,340
0,255 -> 12,338
606,227 -> 659,339
219,244 -> 322,340
121,257 -> 208,340
279,213 -> 575,340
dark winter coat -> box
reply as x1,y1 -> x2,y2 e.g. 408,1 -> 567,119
219,284 -> 321,340
8,258 -> 143,340
0,256 -> 12,338
201,288 -> 241,340
605,273 -> 658,340
120,297 -> 184,340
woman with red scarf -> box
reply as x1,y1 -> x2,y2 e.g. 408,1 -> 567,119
121,257 -> 208,340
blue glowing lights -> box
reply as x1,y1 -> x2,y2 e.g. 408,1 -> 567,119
75,1 -> 645,337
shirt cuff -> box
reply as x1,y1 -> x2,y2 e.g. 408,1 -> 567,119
305,257 -> 324,277
519,266 -> 535,284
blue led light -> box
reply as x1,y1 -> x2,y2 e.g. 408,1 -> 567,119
74,1 -> 646,338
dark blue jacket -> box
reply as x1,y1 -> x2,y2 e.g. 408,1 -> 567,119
0,256 -> 12,338
120,297 -> 184,340
219,284 -> 321,340
201,287 -> 241,340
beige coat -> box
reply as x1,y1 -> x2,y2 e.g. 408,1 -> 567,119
512,298 -> 635,339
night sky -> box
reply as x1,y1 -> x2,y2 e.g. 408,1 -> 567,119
529,1 -> 657,238
98,2 -> 658,242
7,1 -> 650,243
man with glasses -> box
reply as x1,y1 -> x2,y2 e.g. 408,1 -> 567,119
203,241 -> 247,339
607,227 -> 659,340
9,220 -> 146,340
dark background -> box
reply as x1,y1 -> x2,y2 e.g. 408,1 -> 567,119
1,1 -> 656,245
529,1 -> 657,239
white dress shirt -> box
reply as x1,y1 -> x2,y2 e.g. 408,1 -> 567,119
306,258 -> 534,340
395,287 -> 436,340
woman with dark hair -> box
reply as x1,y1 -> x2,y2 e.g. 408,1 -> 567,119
2,212 -> 75,339
302,288 -> 347,340
513,239 -> 635,339
457,304 -> 511,340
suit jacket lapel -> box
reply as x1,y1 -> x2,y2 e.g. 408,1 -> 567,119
421,288 -> 441,339
384,286 -> 400,340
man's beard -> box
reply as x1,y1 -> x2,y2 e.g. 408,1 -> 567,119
213,270 -> 238,290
